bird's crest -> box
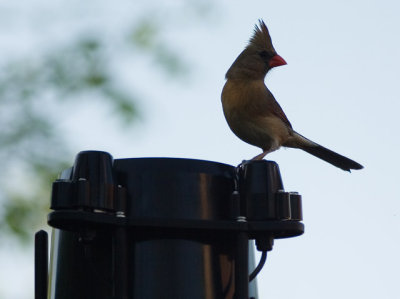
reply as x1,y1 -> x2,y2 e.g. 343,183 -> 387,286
248,19 -> 275,52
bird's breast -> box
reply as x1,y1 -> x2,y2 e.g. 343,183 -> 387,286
221,80 -> 291,151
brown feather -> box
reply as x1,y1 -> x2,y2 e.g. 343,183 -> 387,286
248,20 -> 275,52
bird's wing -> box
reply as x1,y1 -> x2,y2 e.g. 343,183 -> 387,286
268,98 -> 292,129
261,85 -> 292,129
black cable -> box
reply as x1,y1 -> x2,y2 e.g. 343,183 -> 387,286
249,251 -> 267,282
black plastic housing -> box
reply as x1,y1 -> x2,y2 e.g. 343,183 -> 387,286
44,151 -> 304,299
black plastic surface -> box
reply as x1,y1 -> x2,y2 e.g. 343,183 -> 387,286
47,151 -> 304,299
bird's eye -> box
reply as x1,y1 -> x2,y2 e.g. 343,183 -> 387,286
259,51 -> 269,59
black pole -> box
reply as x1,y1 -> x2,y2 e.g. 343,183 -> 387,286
35,230 -> 48,299
234,230 -> 249,299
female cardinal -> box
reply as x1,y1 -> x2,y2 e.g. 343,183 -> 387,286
221,20 -> 363,171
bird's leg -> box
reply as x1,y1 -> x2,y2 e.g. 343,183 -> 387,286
251,150 -> 271,161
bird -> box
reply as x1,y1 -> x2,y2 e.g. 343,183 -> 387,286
221,20 -> 363,172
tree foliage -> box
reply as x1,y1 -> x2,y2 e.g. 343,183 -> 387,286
0,17 -> 192,242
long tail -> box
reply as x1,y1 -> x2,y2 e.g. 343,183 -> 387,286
285,131 -> 364,172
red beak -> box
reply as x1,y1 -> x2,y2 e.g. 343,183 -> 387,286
269,55 -> 287,68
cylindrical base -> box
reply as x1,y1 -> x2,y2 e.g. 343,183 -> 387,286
47,154 -> 303,299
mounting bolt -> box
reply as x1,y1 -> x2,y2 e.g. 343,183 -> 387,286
116,211 -> 126,218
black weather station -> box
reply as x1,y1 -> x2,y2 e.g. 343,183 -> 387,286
35,151 -> 304,299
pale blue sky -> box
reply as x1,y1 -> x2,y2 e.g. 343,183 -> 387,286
1,1 -> 399,298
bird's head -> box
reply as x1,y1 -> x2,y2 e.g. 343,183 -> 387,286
226,20 -> 286,80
